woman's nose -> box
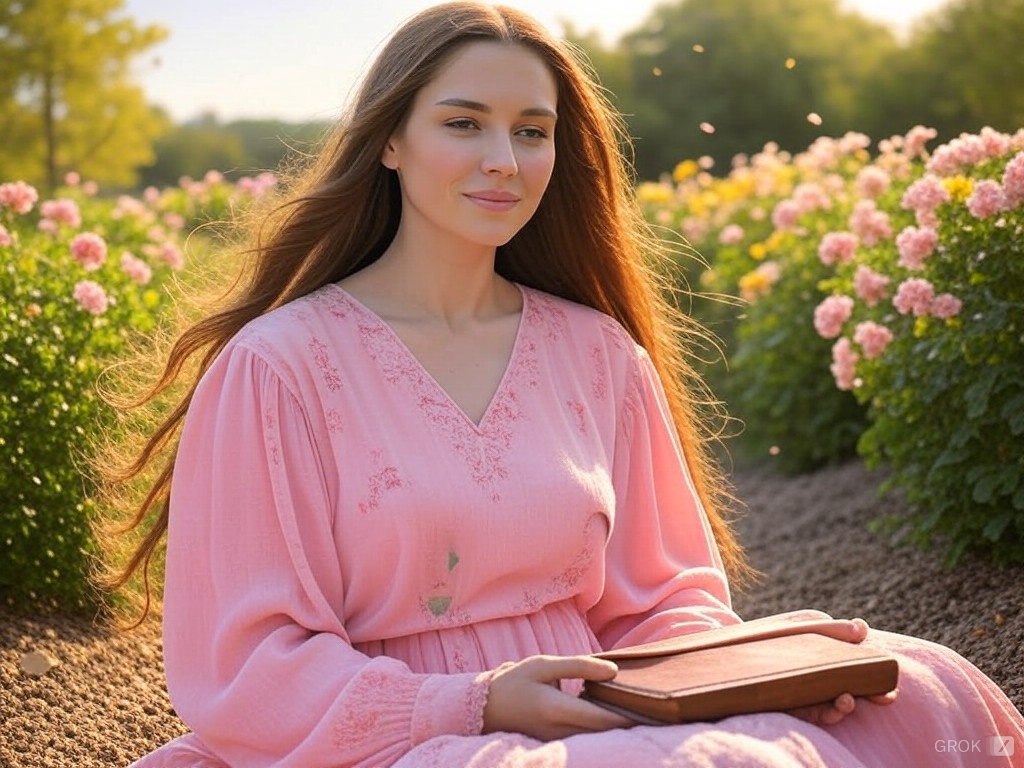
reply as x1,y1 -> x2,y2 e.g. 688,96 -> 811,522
482,136 -> 518,176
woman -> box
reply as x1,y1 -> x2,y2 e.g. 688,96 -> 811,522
116,3 -> 1023,766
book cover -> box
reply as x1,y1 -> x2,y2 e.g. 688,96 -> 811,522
583,632 -> 899,724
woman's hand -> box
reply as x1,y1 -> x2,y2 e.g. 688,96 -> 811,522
788,690 -> 899,726
482,655 -> 635,740
787,617 -> 899,726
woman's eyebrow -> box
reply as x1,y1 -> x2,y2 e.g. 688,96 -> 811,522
435,97 -> 557,119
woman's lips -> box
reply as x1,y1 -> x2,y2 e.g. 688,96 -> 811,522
464,190 -> 521,212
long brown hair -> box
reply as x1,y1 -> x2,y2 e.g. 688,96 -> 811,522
100,1 -> 751,622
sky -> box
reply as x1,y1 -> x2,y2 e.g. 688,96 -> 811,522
123,0 -> 949,124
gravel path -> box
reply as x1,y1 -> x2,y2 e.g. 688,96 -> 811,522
1,459 -> 1021,767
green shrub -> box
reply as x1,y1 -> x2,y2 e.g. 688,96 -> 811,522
0,172 -> 275,610
823,138 -> 1024,564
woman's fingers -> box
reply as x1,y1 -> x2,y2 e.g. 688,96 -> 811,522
483,655 -> 632,738
808,617 -> 870,644
519,654 -> 620,683
868,689 -> 899,706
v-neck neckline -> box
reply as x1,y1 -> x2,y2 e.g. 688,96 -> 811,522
328,282 -> 529,433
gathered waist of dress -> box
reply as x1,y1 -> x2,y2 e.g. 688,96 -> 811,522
353,598 -> 603,675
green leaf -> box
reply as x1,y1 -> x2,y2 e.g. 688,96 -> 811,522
964,370 -> 997,420
972,472 -> 999,504
983,512 -> 1013,542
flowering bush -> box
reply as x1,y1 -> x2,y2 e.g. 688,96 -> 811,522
821,141 -> 1024,565
0,171 -> 276,609
640,126 -> 1024,564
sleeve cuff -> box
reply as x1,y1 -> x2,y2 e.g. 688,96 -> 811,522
409,670 -> 494,745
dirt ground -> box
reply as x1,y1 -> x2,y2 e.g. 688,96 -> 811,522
1,459 -> 1021,767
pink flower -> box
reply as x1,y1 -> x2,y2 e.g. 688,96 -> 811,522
901,175 -> 950,222
143,186 -> 161,204
818,232 -> 859,266
120,252 -> 153,285
0,223 -> 12,247
64,171 -> 81,186
0,181 -> 39,215
163,212 -> 186,231
930,292 -> 963,319
966,179 -> 1007,219
893,278 -> 936,316
772,199 -> 801,230
853,321 -> 894,360
158,242 -> 184,271
82,180 -> 99,196
40,198 -> 82,228
681,216 -> 709,244
979,126 -> 1011,158
70,232 -> 107,271
896,226 -> 939,270
813,295 -> 855,339
114,195 -> 150,220
792,182 -> 832,213
927,133 -> 988,176
848,199 -> 892,246
38,219 -> 59,235
903,126 -> 937,159
830,337 -> 859,391
853,265 -> 891,307
717,223 -> 744,245
1000,151 -> 1024,207
854,166 -> 891,199
72,280 -> 109,315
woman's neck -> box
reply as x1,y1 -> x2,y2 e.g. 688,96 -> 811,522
341,232 -> 517,327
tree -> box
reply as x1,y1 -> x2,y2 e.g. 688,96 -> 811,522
0,0 -> 167,191
577,0 -> 897,178
908,0 -> 1024,136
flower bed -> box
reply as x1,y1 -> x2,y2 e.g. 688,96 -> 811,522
0,172 -> 276,609
640,127 -> 1024,564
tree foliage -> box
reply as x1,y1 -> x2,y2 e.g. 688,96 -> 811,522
600,0 -> 897,178
568,0 -> 1024,180
0,0 -> 168,191
138,114 -> 330,188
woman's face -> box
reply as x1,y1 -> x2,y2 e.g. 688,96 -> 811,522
382,41 -> 558,250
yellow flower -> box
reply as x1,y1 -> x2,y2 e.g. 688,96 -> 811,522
673,159 -> 699,183
764,230 -> 786,251
739,271 -> 771,301
749,242 -> 768,261
637,182 -> 673,206
943,176 -> 973,202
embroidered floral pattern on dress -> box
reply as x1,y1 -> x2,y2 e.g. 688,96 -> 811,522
338,286 -> 545,503
525,290 -> 569,341
263,407 -> 281,467
549,514 -> 601,594
325,408 -> 344,434
330,668 -> 421,751
590,344 -> 608,401
358,448 -> 404,513
567,399 -> 588,435
308,336 -> 343,392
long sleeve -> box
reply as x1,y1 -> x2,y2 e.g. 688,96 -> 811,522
162,342 -> 490,768
587,347 -> 742,650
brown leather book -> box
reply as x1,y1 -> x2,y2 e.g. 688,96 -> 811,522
583,628 -> 899,725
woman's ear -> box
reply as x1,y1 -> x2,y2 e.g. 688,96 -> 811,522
381,139 -> 399,170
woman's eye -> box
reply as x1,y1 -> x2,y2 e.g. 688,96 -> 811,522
517,127 -> 549,140
445,119 -> 478,130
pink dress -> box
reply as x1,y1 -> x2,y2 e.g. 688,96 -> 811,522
132,284 -> 1023,768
